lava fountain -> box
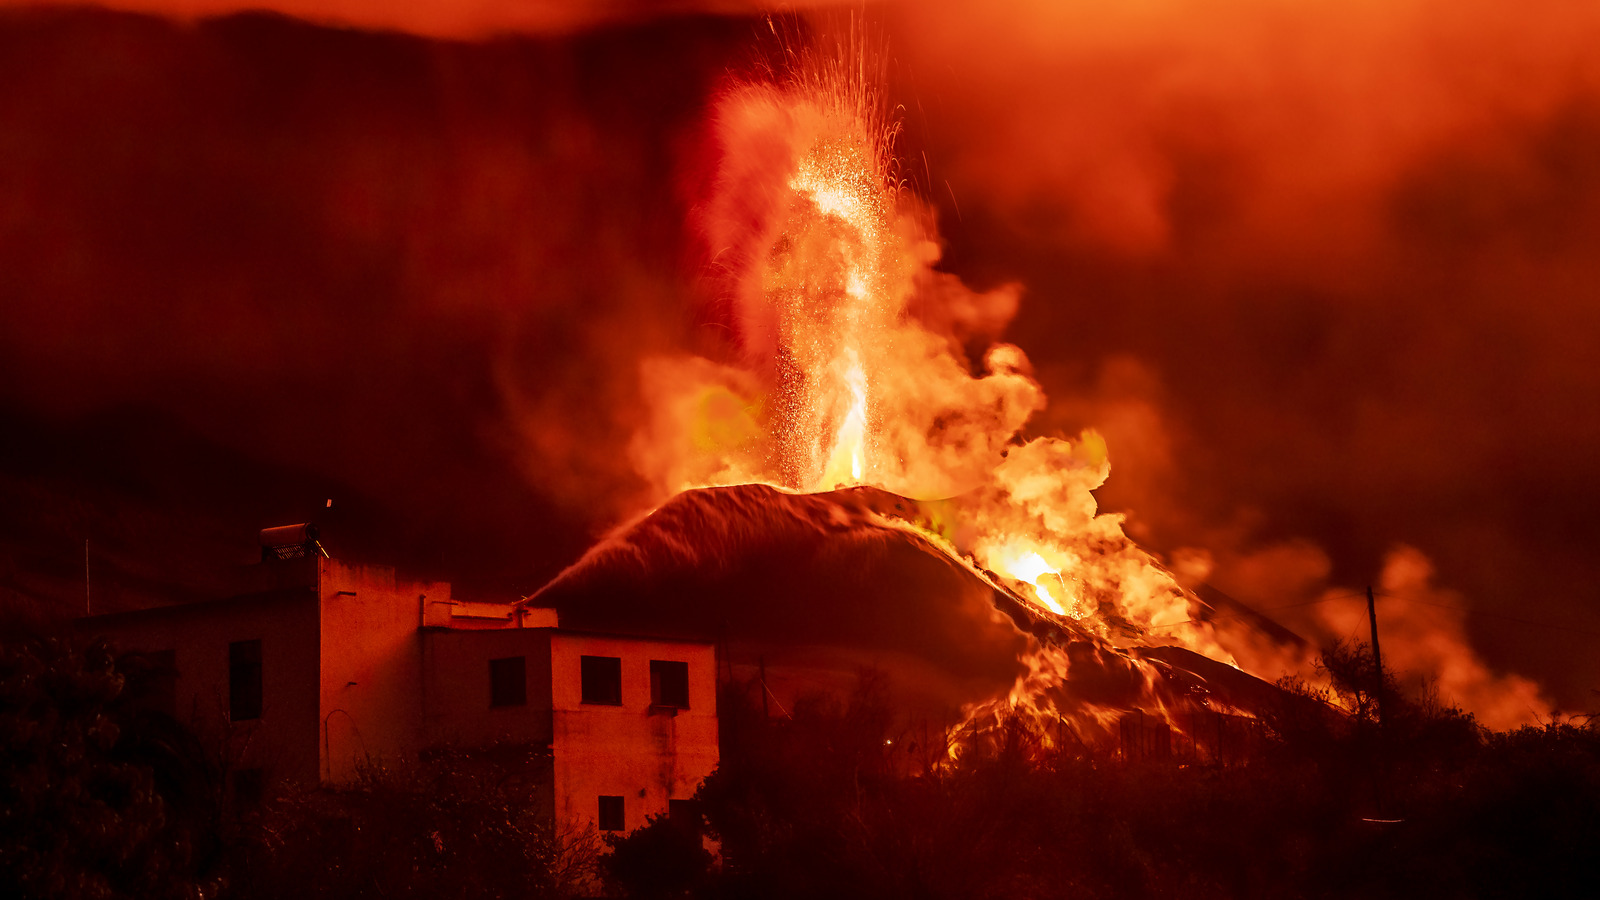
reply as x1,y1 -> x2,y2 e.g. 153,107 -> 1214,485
611,25 -> 1250,744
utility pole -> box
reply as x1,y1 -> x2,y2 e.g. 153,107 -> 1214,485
1367,584 -> 1391,819
1366,585 -> 1385,725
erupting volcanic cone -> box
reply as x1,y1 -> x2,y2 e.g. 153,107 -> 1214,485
523,483 -> 1031,710
521,484 -> 1301,733
536,27 -> 1328,744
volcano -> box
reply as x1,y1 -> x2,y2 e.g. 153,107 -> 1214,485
519,36 -> 1324,745
521,483 -> 1301,737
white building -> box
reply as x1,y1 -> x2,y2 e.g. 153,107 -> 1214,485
78,529 -> 718,835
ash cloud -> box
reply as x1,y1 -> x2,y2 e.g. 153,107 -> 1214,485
888,0 -> 1600,711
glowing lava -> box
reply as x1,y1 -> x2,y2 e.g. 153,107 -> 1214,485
1000,549 -> 1071,617
820,349 -> 869,487
632,26 -> 1236,744
769,109 -> 897,491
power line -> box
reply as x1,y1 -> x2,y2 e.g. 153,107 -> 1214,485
1396,598 -> 1600,640
1149,588 -> 1600,640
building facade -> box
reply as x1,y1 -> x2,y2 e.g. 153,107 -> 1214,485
77,544 -> 718,835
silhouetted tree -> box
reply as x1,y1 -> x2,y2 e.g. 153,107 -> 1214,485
236,744 -> 599,900
607,656 -> 1600,900
605,811 -> 711,898
0,635 -> 221,900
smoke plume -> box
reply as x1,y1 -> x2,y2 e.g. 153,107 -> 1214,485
888,0 -> 1600,715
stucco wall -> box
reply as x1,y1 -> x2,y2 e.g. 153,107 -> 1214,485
549,632 -> 718,833
317,559 -> 445,782
422,627 -> 555,748
78,586 -> 322,785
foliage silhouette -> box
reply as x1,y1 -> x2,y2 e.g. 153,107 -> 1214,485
0,635 -> 223,900
7,631 -> 1596,900
608,654 -> 1600,900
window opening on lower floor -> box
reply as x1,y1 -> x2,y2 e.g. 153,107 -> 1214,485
668,798 -> 703,831
598,795 -> 625,831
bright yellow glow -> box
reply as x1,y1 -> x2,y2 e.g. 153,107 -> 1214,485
1009,550 -> 1057,585
820,351 -> 869,487
786,141 -> 882,491
793,178 -> 866,221
999,549 -> 1069,615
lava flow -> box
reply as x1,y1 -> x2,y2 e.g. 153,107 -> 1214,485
606,29 -> 1248,746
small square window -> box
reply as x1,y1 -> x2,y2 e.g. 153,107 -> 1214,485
489,656 -> 526,708
668,799 -> 702,831
229,639 -> 262,722
581,656 -> 622,705
650,660 -> 690,708
598,795 -> 625,832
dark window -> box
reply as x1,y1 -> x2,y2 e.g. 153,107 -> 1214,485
650,660 -> 690,708
489,656 -> 527,708
598,795 -> 625,832
580,656 -> 622,705
229,639 -> 262,721
668,799 -> 702,832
